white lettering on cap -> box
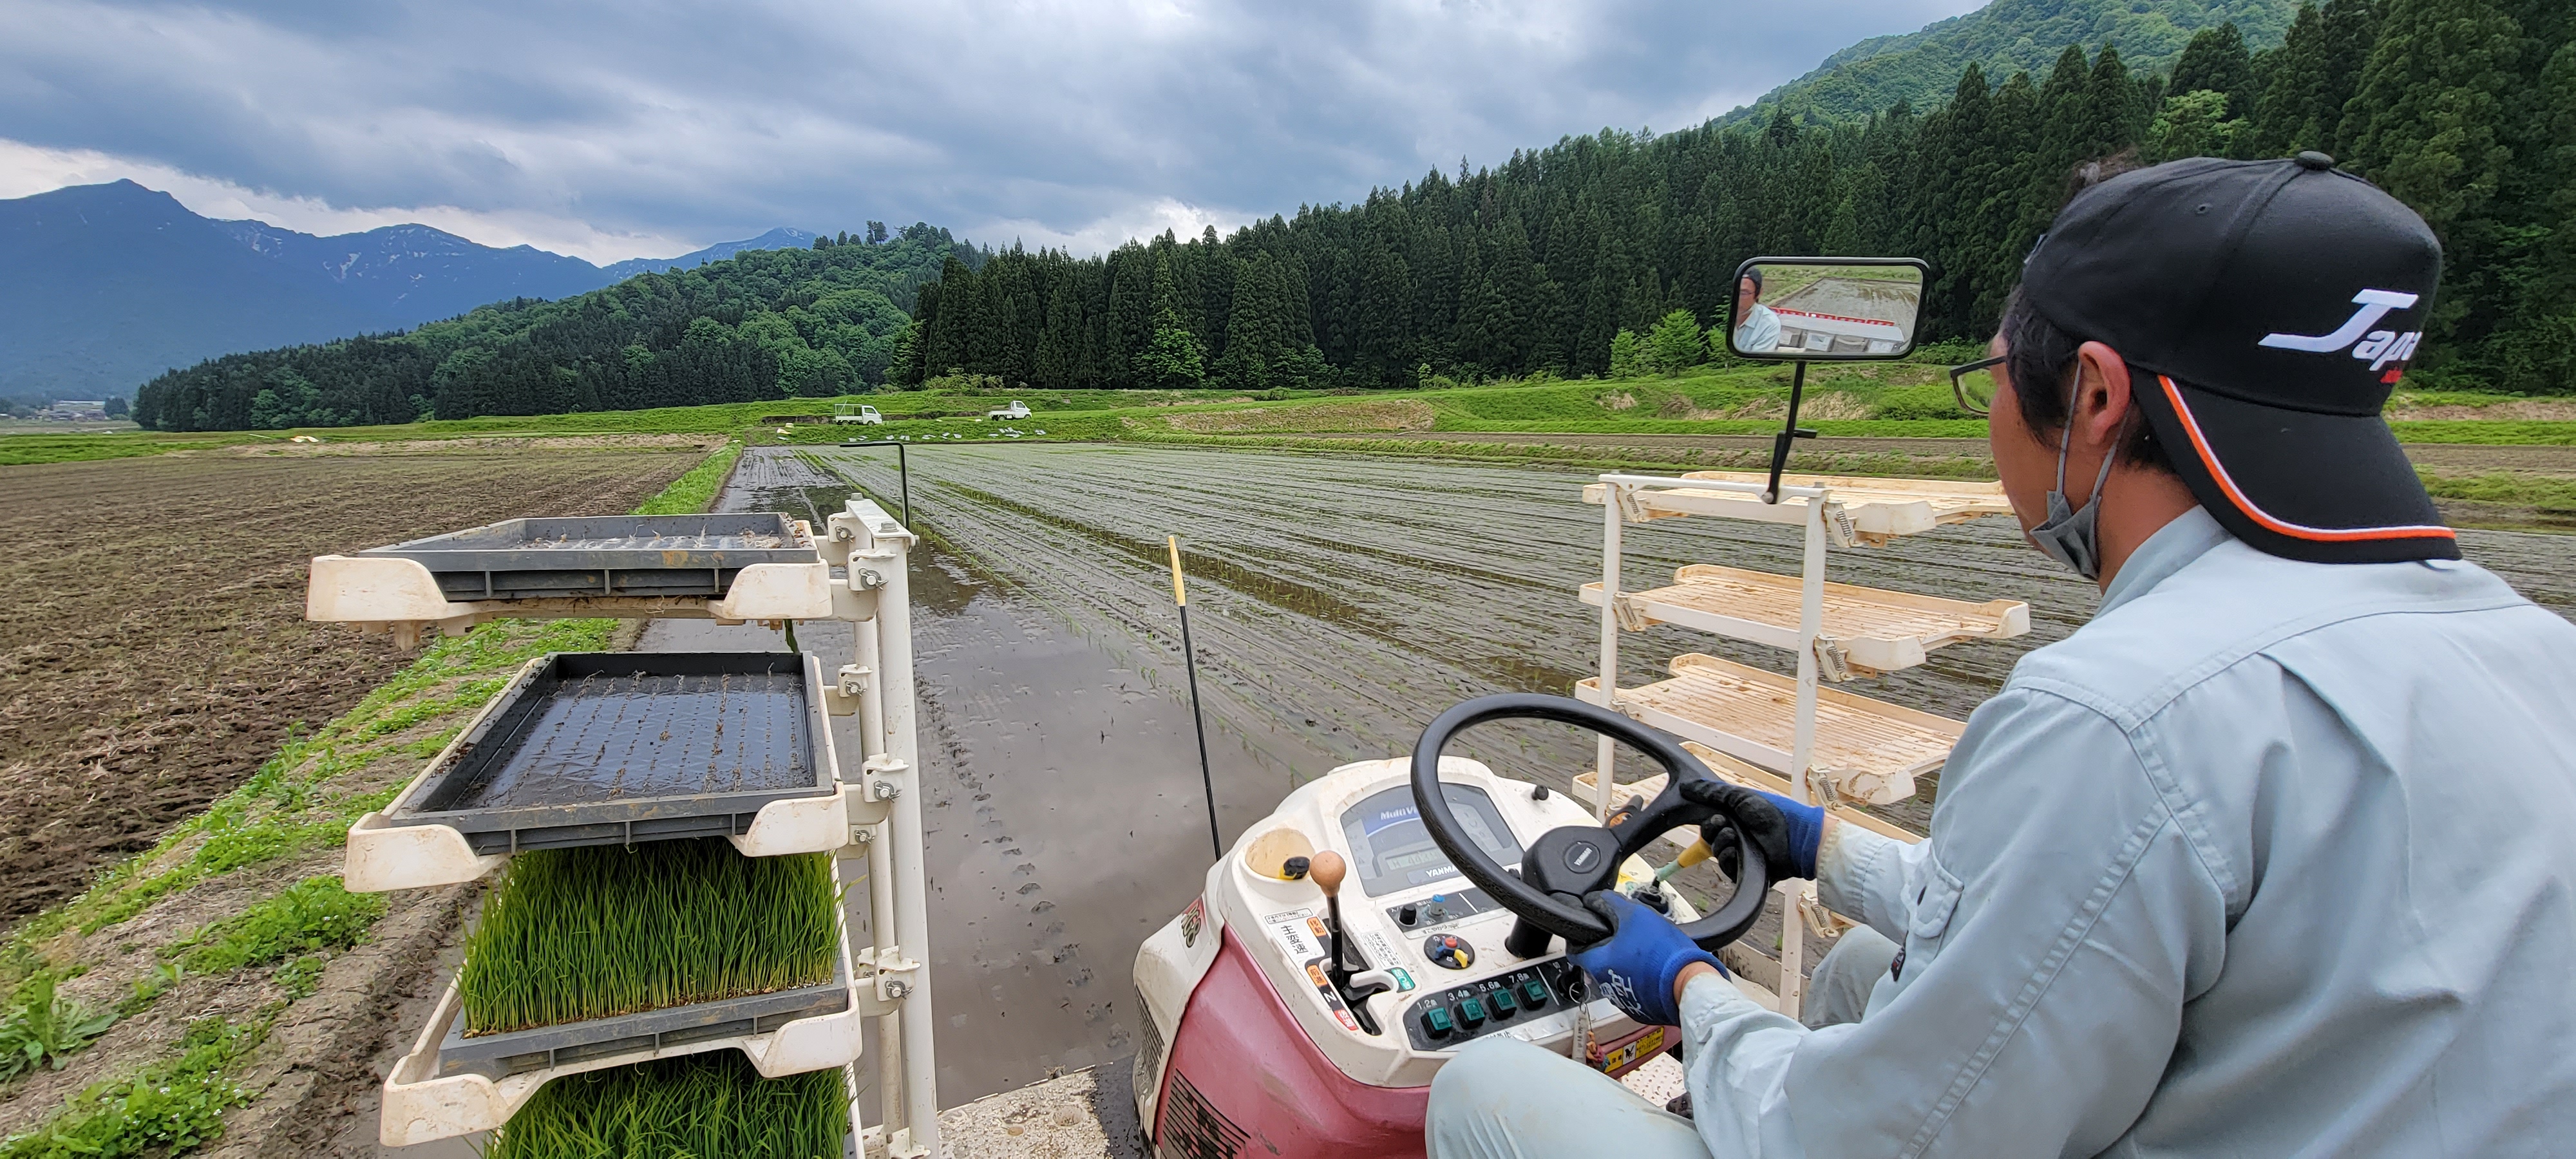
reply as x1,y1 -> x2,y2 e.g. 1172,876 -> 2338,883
2259,289 -> 2421,353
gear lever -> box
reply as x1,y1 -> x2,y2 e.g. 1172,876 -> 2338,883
1308,851 -> 1390,1034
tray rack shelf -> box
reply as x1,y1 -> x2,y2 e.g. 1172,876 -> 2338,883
1580,564 -> 2026,677
308,512 -> 853,649
1579,469 -> 2025,1019
345,650 -> 873,892
312,497 -> 943,1157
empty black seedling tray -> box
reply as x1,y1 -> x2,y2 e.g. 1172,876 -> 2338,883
438,957 -> 850,1079
357,513 -> 817,600
390,652 -> 834,855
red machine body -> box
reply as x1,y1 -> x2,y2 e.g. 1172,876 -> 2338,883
1151,929 -> 1428,1158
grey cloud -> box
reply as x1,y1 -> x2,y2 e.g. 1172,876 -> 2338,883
0,0 -> 1981,256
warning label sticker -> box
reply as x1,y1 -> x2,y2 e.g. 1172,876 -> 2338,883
1260,909 -> 1358,1032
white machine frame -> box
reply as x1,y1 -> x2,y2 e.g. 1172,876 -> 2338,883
1580,471 -> 2020,1017
310,496 -> 944,1158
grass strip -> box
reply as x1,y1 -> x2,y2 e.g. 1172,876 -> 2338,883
2419,469 -> 2576,512
632,438 -> 743,514
0,1016 -> 266,1158
162,875 -> 384,977
457,840 -> 837,1035
482,1051 -> 846,1159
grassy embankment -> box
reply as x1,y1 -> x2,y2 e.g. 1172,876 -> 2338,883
0,441 -> 743,1156
19,367 -> 2576,513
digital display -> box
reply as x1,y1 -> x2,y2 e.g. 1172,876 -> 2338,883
1339,783 -> 1524,898
1381,848 -> 1446,872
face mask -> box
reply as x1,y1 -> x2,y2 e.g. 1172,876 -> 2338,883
2029,419 -> 2119,580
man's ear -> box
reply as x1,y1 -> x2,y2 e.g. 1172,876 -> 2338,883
2070,341 -> 2134,453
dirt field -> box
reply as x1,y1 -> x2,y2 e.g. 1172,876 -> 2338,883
0,447 -> 705,922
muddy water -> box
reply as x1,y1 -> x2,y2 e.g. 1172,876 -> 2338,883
659,450 -> 1332,1117
710,444 -> 2576,1111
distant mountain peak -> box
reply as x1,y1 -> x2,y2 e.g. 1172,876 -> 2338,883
1,174 -> 841,402
598,227 -> 818,280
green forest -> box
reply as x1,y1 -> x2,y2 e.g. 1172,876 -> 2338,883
1723,0 -> 2304,127
135,0 -> 2572,431
131,223 -> 977,431
908,0 -> 2571,396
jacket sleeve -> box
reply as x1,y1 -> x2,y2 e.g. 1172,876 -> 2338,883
1815,815 -> 1928,946
1677,688 -> 2230,1158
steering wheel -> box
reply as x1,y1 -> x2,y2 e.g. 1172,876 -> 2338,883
1410,693 -> 1770,957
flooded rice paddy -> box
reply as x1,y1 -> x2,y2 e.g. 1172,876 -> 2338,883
703,443 -> 2575,1109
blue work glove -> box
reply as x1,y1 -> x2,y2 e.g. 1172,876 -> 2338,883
1680,780 -> 1824,880
1566,891 -> 1723,1028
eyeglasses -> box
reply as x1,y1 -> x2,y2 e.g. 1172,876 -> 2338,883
1950,354 -> 2004,417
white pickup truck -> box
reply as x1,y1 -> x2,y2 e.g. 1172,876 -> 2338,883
983,400 -> 1031,421
833,404 -> 884,424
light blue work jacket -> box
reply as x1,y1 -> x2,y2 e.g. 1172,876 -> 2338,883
1679,508 -> 2576,1156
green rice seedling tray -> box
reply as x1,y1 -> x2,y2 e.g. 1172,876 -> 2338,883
386,651 -> 836,856
357,513 -> 819,600
376,856 -> 866,1147
436,955 -> 850,1079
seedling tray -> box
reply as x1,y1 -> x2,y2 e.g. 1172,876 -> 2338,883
387,652 -> 835,855
357,513 -> 818,600
377,857 -> 867,1146
439,956 -> 851,1079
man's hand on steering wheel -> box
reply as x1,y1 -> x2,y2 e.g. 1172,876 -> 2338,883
1566,891 -> 1723,1027
1681,780 -> 1825,881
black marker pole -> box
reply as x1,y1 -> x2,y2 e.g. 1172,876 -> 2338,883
1168,534 -> 1222,860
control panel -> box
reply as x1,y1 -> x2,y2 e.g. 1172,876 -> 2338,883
1402,959 -> 1587,1051
1185,757 -> 1690,1089
1383,887 -> 1500,935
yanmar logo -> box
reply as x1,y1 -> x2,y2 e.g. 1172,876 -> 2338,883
2259,289 -> 2423,382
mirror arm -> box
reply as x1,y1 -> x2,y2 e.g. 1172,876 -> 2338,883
1763,360 -> 1816,504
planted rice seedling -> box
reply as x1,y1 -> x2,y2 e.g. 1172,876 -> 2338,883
457,840 -> 838,1035
481,1051 -> 847,1159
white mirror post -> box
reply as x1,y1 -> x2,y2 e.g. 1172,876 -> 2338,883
1724,257 -> 1929,502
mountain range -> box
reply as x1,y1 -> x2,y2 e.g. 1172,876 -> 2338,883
0,179 -> 813,402
6,0 -> 2316,406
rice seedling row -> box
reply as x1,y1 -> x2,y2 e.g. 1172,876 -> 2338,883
481,1051 -> 850,1159
457,838 -> 840,1037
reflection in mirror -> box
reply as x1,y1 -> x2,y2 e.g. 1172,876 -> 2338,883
1728,259 -> 1926,360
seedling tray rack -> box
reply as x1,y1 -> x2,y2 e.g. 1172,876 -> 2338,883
1580,468 -> 2026,1019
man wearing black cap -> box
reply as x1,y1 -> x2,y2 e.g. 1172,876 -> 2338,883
1428,155 -> 2576,1156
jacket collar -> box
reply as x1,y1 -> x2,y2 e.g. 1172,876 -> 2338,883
2099,507 -> 2233,617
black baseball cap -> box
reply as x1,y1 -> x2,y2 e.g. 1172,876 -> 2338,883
2020,152 -> 2456,563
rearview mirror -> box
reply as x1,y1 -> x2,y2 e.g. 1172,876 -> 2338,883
1724,256 -> 1927,361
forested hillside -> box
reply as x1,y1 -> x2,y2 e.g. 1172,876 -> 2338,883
1722,0 -> 2300,127
910,0 -> 2571,395
135,223 -> 974,431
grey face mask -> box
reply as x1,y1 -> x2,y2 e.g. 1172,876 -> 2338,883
2029,422 -> 2119,580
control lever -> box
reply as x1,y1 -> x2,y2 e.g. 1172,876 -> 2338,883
1309,852 -> 1391,1034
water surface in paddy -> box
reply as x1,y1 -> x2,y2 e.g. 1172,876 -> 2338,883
726,443 -> 2576,1109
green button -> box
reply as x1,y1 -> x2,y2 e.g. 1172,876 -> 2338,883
1423,1006 -> 1455,1037
1522,978 -> 1551,1008
1490,988 -> 1517,1017
1459,997 -> 1488,1028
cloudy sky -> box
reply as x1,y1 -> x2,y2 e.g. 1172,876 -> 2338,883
0,0 -> 1982,265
